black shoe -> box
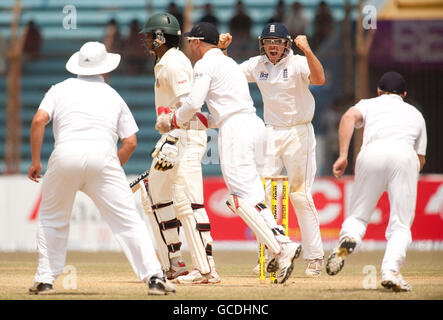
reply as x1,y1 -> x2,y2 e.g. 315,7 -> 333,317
148,276 -> 176,295
29,282 -> 55,295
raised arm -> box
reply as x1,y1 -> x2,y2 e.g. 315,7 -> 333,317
294,35 -> 325,86
218,33 -> 232,56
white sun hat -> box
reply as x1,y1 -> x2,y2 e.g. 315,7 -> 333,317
66,41 -> 121,76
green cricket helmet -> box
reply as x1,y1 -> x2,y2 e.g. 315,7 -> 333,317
140,12 -> 181,36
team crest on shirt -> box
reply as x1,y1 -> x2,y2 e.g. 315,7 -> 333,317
283,68 -> 289,81
259,71 -> 269,80
194,72 -> 203,80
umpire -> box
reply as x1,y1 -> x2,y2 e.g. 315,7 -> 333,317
27,42 -> 175,295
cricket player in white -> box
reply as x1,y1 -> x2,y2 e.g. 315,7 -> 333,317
139,13 -> 220,284
156,22 -> 303,284
27,42 -> 175,295
219,23 -> 325,276
326,72 -> 427,292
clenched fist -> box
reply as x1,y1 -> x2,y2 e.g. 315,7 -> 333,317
294,35 -> 312,54
218,33 -> 232,50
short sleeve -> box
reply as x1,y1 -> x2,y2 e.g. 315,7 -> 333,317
240,59 -> 255,82
38,85 -> 56,123
415,116 -> 427,156
295,56 -> 310,83
117,98 -> 139,139
168,63 -> 193,98
352,100 -> 368,129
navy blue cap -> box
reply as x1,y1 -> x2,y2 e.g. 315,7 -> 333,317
378,72 -> 406,94
184,22 -> 219,45
259,23 -> 291,41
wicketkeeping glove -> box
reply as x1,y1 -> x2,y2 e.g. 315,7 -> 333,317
151,134 -> 179,171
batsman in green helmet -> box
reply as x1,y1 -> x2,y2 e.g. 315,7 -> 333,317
139,12 -> 181,61
138,13 -> 221,284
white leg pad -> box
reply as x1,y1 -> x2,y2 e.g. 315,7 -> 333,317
226,195 -> 281,255
193,207 -> 214,256
139,180 -> 171,271
172,184 -> 211,275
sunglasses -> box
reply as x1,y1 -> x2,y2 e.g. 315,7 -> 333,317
187,37 -> 205,43
262,38 -> 287,46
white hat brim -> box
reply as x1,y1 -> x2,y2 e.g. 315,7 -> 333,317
65,52 -> 121,76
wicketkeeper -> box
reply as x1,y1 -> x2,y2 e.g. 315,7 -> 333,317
138,13 -> 220,284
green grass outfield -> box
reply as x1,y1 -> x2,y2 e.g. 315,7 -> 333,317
1,250 -> 443,300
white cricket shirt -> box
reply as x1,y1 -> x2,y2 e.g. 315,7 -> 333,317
241,50 -> 314,127
38,75 -> 139,148
154,47 -> 193,111
353,94 -> 427,155
175,48 -> 256,127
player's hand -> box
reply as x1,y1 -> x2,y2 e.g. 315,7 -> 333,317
332,156 -> 348,178
294,35 -> 312,53
155,113 -> 172,134
218,33 -> 232,49
151,135 -> 179,171
28,161 -> 42,183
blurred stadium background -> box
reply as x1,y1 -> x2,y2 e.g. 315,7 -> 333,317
0,0 -> 442,252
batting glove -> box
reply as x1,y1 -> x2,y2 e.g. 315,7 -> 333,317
151,134 -> 179,171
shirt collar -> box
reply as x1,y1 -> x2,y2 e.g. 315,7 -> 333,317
157,47 -> 179,66
77,75 -> 105,82
382,93 -> 404,101
203,47 -> 223,58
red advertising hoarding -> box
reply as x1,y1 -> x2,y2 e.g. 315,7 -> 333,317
203,175 -> 443,242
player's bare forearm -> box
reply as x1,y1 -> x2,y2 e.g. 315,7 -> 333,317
118,134 -> 137,166
305,50 -> 325,86
418,154 -> 426,172
294,35 -> 325,85
337,108 -> 362,158
337,119 -> 354,158
29,110 -> 49,182
30,119 -> 45,164
30,110 -> 50,164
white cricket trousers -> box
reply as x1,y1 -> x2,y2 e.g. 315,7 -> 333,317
34,141 -> 163,284
339,140 -> 420,274
218,113 -> 285,231
262,123 -> 324,260
218,113 -> 267,206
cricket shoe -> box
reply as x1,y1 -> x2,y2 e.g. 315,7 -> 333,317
253,257 -> 269,275
28,282 -> 55,295
253,262 -> 267,275
381,270 -> 412,292
253,263 -> 260,275
305,258 -> 323,277
325,236 -> 357,276
173,268 -> 221,284
274,242 -> 302,284
148,276 -> 176,295
165,258 -> 189,280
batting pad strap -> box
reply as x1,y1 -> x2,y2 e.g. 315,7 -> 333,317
272,227 -> 286,236
152,201 -> 173,210
167,242 -> 182,253
196,223 -> 211,232
205,244 -> 213,256
255,202 -> 267,212
159,218 -> 182,231
191,203 -> 205,210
